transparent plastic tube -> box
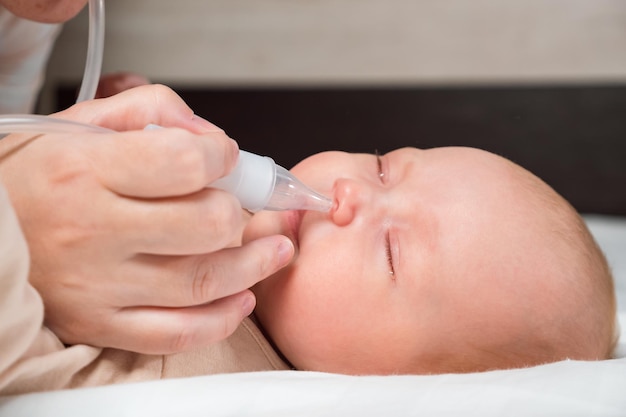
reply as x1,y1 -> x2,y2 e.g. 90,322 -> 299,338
0,116 -> 332,213
0,114 -> 111,134
76,0 -> 105,103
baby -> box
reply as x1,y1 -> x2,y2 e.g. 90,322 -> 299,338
245,146 -> 617,374
0,146 -> 617,394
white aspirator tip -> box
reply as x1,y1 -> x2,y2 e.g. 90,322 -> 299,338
210,150 -> 332,213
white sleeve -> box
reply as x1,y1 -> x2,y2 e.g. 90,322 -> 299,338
0,7 -> 61,114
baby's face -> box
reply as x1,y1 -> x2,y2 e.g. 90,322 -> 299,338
244,147 -> 561,374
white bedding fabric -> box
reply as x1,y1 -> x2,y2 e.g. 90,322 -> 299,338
1,214 -> 625,417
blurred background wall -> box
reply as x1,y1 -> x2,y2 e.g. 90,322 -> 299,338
39,0 -> 626,112
39,0 -> 626,214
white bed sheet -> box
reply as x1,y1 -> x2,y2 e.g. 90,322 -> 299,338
1,214 -> 625,417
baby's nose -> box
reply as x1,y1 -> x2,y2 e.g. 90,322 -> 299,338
330,178 -> 372,226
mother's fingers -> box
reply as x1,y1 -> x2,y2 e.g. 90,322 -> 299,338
91,290 -> 256,354
112,188 -> 245,255
55,84 -> 221,134
87,128 -> 239,198
113,236 -> 294,308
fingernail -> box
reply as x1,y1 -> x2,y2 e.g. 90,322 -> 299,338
277,238 -> 295,267
229,138 -> 240,166
242,295 -> 256,317
191,115 -> 223,132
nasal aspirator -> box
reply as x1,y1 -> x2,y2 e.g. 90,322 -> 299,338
0,117 -> 332,214
210,150 -> 332,213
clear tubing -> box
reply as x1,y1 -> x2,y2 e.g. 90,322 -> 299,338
0,114 -> 112,135
76,0 -> 105,103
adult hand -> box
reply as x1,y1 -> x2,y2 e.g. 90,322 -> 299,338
0,85 -> 294,354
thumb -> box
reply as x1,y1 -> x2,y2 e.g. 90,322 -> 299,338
55,84 -> 222,134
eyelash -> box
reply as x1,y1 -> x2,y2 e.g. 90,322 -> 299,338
375,153 -> 385,183
385,231 -> 395,276
375,153 -> 395,276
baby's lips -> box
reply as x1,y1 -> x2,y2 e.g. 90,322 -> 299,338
285,209 -> 303,248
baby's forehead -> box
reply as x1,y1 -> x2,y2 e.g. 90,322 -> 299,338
422,148 -> 530,193
434,146 -> 514,165
412,147 -> 515,173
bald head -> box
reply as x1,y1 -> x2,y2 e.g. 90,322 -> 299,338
447,158 -> 617,372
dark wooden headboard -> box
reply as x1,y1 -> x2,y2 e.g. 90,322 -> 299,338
57,84 -> 626,215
